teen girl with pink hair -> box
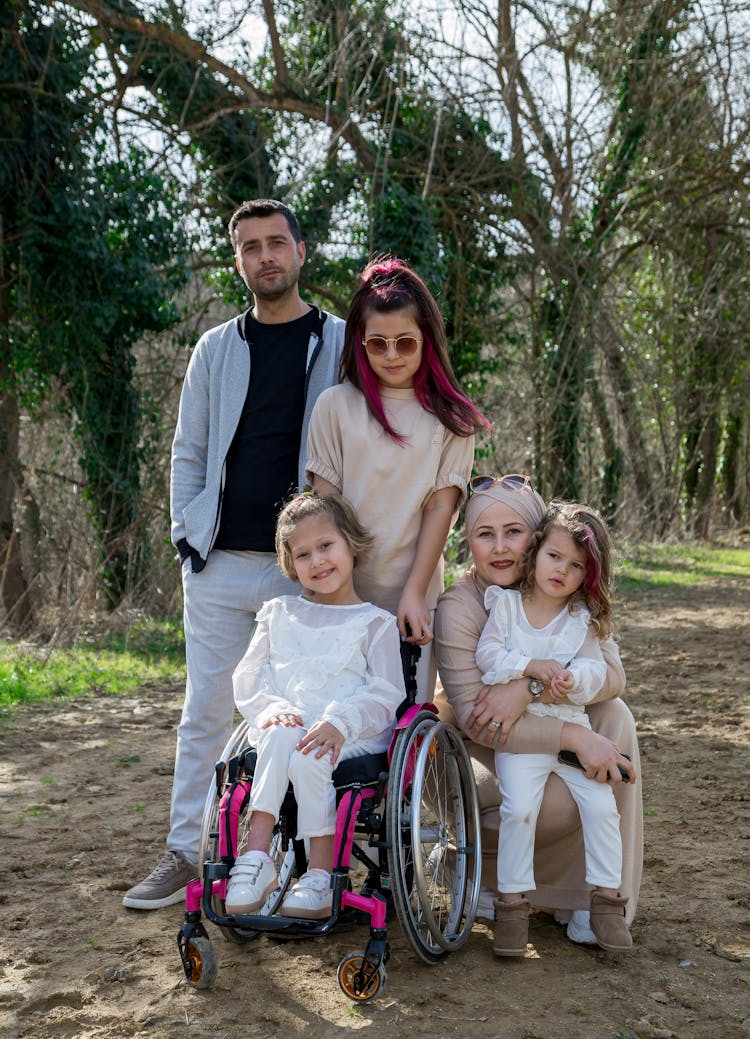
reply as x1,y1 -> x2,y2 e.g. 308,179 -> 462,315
306,257 -> 489,695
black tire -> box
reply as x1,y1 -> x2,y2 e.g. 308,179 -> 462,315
185,935 -> 218,989
337,951 -> 386,1002
386,711 -> 481,963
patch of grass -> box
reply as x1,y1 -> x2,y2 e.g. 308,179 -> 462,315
0,617 -> 184,720
617,542 -> 750,591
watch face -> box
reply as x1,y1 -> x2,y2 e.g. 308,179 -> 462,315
528,679 -> 544,696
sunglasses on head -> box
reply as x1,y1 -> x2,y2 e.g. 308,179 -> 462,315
470,474 -> 535,493
362,334 -> 422,357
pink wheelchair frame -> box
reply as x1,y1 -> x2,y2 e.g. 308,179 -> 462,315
177,644 -> 481,1000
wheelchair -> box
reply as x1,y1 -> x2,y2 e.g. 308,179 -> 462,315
177,643 -> 482,1001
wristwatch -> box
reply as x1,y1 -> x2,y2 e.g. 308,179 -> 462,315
527,678 -> 544,700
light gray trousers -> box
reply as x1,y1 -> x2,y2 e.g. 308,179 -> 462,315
168,549 -> 295,861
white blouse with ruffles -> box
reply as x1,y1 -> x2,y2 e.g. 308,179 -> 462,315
475,587 -> 606,724
233,595 -> 406,759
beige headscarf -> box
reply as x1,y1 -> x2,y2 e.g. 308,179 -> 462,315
465,480 -> 546,536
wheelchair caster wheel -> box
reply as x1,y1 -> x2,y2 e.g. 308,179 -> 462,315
185,935 -> 218,989
337,951 -> 386,1002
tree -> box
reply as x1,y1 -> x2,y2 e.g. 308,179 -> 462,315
3,0 -> 747,622
0,0 -> 189,620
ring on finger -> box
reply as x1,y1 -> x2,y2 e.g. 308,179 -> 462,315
489,719 -> 500,728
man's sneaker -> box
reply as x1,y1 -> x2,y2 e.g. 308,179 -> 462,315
225,851 -> 278,914
280,868 -> 333,919
122,851 -> 197,910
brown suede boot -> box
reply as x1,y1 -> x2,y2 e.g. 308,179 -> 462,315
492,896 -> 529,957
590,891 -> 633,951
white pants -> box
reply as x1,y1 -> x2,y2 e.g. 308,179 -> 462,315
168,549 -> 295,860
250,724 -> 341,839
496,752 -> 623,893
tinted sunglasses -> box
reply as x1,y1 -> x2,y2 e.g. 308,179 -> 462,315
362,334 -> 422,357
470,474 -> 535,493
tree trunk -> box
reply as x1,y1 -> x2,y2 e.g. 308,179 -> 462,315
588,373 -> 623,525
596,319 -> 666,534
0,360 -> 33,631
721,409 -> 745,525
72,346 -> 144,610
693,407 -> 721,540
537,275 -> 589,501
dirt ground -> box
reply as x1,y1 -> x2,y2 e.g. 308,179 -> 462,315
1,577 -> 748,1039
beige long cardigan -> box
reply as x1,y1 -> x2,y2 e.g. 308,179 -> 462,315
434,568 -> 643,923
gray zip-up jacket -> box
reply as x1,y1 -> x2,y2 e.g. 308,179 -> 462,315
170,307 -> 345,570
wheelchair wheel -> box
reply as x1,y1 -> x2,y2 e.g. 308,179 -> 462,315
337,951 -> 387,1002
387,711 -> 481,963
197,721 -> 296,937
185,934 -> 218,989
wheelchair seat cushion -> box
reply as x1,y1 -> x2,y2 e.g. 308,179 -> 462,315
332,752 -> 389,791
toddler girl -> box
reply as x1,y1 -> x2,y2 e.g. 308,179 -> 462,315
306,257 -> 490,696
225,493 -> 405,919
475,501 -> 634,954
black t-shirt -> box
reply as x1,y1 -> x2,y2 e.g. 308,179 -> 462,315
214,307 -> 318,552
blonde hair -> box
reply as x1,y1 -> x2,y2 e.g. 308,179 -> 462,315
275,493 -> 374,582
521,500 -> 615,638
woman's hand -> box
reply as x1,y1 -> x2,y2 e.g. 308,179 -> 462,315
562,723 -> 637,784
397,586 -> 433,645
466,680 -> 530,746
296,720 -> 345,766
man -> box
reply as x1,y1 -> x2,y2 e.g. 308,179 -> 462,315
123,199 -> 345,909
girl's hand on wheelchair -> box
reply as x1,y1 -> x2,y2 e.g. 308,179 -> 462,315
397,585 -> 433,645
262,712 -> 304,729
296,720 -> 345,765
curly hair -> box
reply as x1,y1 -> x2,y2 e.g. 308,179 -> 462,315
520,500 -> 615,638
275,493 -> 374,582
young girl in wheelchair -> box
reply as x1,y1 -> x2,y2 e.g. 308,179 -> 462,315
225,492 -> 405,920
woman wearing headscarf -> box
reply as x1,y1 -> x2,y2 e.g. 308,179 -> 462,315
434,475 -> 642,943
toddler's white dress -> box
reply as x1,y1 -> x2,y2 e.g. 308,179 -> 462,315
476,586 -> 607,725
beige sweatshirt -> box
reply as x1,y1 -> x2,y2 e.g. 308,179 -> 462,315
306,382 -> 474,613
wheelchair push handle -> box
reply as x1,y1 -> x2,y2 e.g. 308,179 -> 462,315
397,630 -> 421,718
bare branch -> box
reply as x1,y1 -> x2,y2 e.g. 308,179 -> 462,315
261,0 -> 291,85
60,0 -> 377,170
